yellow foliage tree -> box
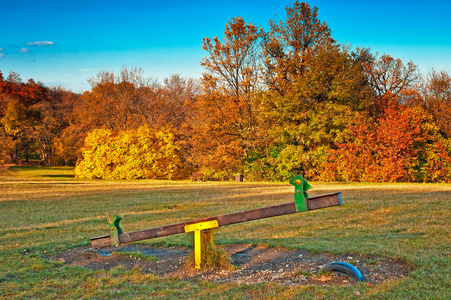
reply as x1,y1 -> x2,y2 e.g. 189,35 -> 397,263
75,126 -> 181,179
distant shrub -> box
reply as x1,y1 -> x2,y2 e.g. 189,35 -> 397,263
75,126 -> 181,180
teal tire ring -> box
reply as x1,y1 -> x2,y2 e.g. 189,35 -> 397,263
321,261 -> 365,282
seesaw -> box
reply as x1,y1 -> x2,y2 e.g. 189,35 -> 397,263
89,175 -> 364,280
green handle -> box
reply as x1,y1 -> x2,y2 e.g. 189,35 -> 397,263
108,214 -> 123,246
289,175 -> 312,212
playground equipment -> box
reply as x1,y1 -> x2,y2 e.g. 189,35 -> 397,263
90,175 -> 349,272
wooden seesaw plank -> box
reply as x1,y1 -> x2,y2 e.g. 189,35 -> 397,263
90,192 -> 342,248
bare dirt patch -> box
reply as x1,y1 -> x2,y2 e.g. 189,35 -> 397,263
53,244 -> 412,286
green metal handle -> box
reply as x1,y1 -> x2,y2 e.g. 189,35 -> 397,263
289,175 -> 312,212
108,214 -> 123,246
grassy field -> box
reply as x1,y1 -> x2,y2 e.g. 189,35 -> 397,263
0,166 -> 450,299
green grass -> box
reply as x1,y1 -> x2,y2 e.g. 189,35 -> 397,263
6,165 -> 76,180
1,166 -> 450,299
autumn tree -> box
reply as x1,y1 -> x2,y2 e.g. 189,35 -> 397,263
80,68 -> 197,132
139,74 -> 198,130
262,1 -> 334,96
189,17 -> 264,178
423,69 -> 451,137
321,101 -> 451,183
0,71 -> 80,165
247,2 -> 373,180
36,86 -> 79,165
362,54 -> 420,115
260,45 -> 372,128
364,54 -> 419,97
0,95 -> 37,163
75,126 -> 181,180
78,67 -> 155,132
259,2 -> 372,134
63,67 -> 197,163
0,73 -> 45,164
319,114 -> 375,182
244,101 -> 363,181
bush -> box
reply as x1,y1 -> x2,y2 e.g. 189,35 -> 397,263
75,126 -> 181,179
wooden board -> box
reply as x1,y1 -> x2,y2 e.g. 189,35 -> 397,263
90,192 -> 342,248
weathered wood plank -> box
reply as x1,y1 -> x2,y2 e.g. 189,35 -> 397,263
90,192 -> 342,248
307,192 -> 342,210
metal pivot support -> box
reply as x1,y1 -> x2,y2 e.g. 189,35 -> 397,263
108,214 -> 123,246
184,220 -> 219,269
289,175 -> 312,212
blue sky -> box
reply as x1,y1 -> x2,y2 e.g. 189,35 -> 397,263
1,0 -> 450,93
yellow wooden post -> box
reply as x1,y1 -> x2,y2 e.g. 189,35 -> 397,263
184,220 -> 219,269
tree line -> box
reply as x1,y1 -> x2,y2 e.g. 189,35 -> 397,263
1,1 -> 450,182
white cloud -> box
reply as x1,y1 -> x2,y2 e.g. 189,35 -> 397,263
0,48 -> 3,52
0,53 -> 5,58
19,48 -> 30,53
26,41 -> 55,47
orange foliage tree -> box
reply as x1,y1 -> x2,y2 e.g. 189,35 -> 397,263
423,70 -> 451,137
372,104 -> 426,182
61,68 -> 197,163
320,114 -> 376,182
321,102 -> 451,182
188,17 -> 264,179
0,71 -> 56,164
262,1 -> 334,96
362,54 -> 420,116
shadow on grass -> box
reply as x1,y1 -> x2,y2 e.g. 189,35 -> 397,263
42,175 -> 75,179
